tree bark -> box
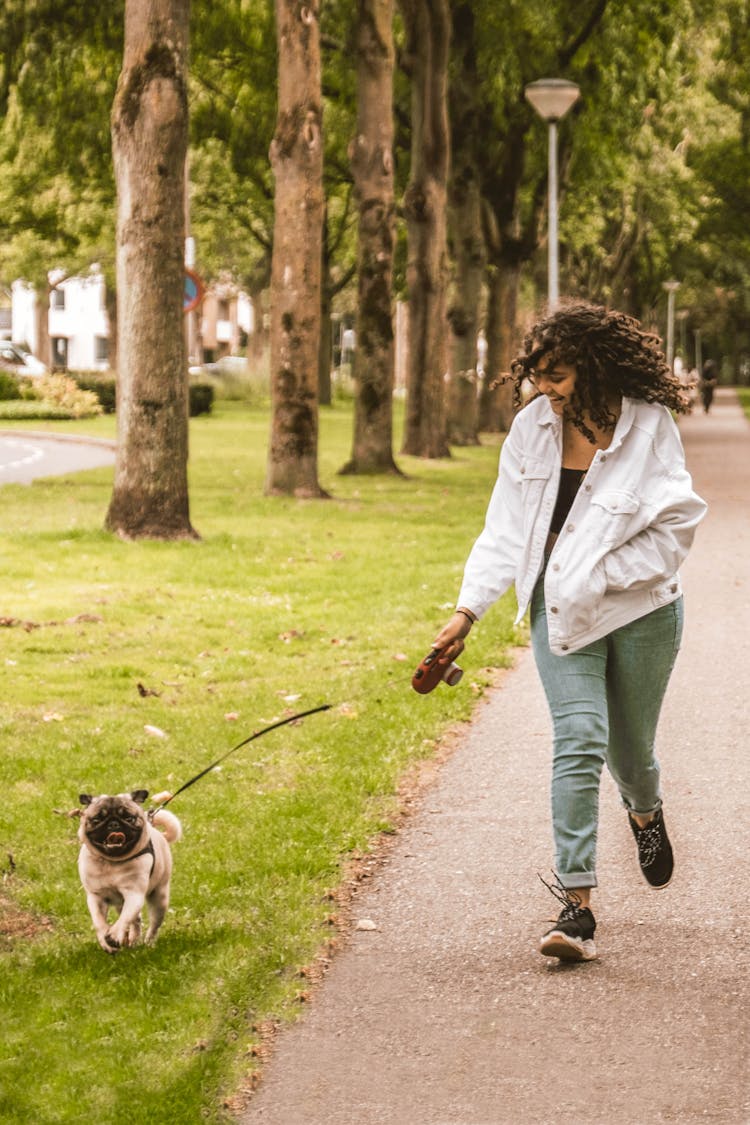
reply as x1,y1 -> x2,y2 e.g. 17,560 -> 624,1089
479,262 -> 517,433
265,0 -> 326,497
105,283 -> 118,373
445,0 -> 484,447
36,287 -> 51,370
399,0 -> 451,459
319,206 -> 332,407
340,0 -> 401,475
106,0 -> 196,540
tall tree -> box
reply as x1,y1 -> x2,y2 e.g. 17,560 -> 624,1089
399,0 -> 451,458
340,0 -> 401,474
445,0 -> 485,446
105,0 -> 196,539
265,0 -> 326,497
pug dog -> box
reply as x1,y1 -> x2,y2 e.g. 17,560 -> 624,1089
77,789 -> 181,953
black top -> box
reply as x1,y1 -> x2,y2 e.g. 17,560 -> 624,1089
549,467 -> 586,535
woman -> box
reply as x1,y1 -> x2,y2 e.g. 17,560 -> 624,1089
432,302 -> 707,963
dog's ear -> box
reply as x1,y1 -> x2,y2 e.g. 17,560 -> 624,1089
131,789 -> 149,805
79,794 -> 94,807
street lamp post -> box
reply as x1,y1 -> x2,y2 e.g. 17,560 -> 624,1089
693,328 -> 702,373
662,280 -> 680,371
524,78 -> 581,310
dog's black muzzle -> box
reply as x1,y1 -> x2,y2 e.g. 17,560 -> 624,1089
86,810 -> 144,857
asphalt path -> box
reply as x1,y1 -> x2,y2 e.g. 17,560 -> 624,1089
0,431 -> 115,484
240,387 -> 749,1125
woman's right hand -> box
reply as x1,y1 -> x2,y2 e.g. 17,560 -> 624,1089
431,610 -> 474,664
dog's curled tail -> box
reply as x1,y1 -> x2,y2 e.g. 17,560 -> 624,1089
152,808 -> 182,843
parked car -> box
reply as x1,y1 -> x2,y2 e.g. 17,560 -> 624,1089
0,341 -> 47,377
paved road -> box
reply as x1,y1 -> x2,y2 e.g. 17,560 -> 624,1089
240,387 -> 749,1125
0,432 -> 115,484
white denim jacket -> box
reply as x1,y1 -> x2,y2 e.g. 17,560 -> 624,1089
457,395 -> 707,655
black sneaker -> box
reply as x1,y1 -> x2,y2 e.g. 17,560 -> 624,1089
628,807 -> 673,888
538,876 -> 597,962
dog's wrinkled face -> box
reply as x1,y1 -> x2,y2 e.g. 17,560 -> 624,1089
79,790 -> 149,858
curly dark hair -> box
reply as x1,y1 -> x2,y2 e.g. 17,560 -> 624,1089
508,302 -> 691,442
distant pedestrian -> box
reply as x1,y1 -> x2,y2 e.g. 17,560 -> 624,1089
700,359 -> 718,414
428,302 -> 707,963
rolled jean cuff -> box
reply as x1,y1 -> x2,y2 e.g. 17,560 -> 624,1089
557,872 -> 598,891
624,798 -> 662,817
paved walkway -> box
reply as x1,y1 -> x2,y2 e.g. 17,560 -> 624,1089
240,388 -> 749,1125
0,430 -> 115,484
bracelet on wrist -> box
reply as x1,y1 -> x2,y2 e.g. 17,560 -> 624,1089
456,607 -> 476,625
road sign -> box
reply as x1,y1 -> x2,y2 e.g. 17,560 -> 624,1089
184,268 -> 205,314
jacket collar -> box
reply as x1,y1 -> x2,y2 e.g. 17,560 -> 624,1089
534,394 -> 636,449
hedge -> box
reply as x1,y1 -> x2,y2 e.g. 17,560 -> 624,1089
69,373 -> 214,416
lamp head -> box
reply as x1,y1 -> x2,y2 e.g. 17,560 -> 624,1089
525,78 -> 581,122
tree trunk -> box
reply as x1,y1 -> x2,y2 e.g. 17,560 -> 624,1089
399,0 -> 451,459
106,0 -> 196,540
445,0 -> 484,447
249,292 -> 266,359
105,283 -> 118,373
319,207 -> 332,407
478,262 -> 518,433
265,0 -> 326,497
36,288 -> 51,370
340,0 -> 401,475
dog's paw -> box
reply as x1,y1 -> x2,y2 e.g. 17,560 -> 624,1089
104,931 -> 121,951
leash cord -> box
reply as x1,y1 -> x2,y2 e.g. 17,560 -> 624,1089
151,703 -> 332,811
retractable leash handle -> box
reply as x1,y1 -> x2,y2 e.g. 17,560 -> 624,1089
149,703 -> 333,814
411,648 -> 463,694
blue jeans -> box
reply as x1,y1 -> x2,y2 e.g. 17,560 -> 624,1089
530,575 -> 684,890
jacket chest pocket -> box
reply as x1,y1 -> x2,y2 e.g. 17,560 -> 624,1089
519,458 -> 552,536
590,489 -> 641,544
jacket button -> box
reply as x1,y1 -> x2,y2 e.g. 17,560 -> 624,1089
552,563 -> 560,571
561,644 -> 569,651
566,523 -> 575,533
670,583 -> 678,592
520,466 -> 526,474
584,484 -> 591,491
550,606 -> 559,614
600,455 -> 607,462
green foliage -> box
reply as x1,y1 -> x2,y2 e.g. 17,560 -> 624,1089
69,372 -> 117,414
30,372 -> 103,418
0,400 -> 519,1121
64,374 -> 215,416
0,369 -> 23,400
189,0 -> 278,290
0,5 -> 121,288
188,381 -> 215,416
0,399 -> 75,419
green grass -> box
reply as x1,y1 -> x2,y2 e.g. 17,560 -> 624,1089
0,401 -> 521,1123
736,386 -> 750,420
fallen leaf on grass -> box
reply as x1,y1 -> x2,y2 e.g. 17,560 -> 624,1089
144,724 -> 167,739
137,682 -> 161,698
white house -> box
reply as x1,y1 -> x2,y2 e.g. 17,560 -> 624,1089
11,266 -> 254,371
12,269 -> 110,371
